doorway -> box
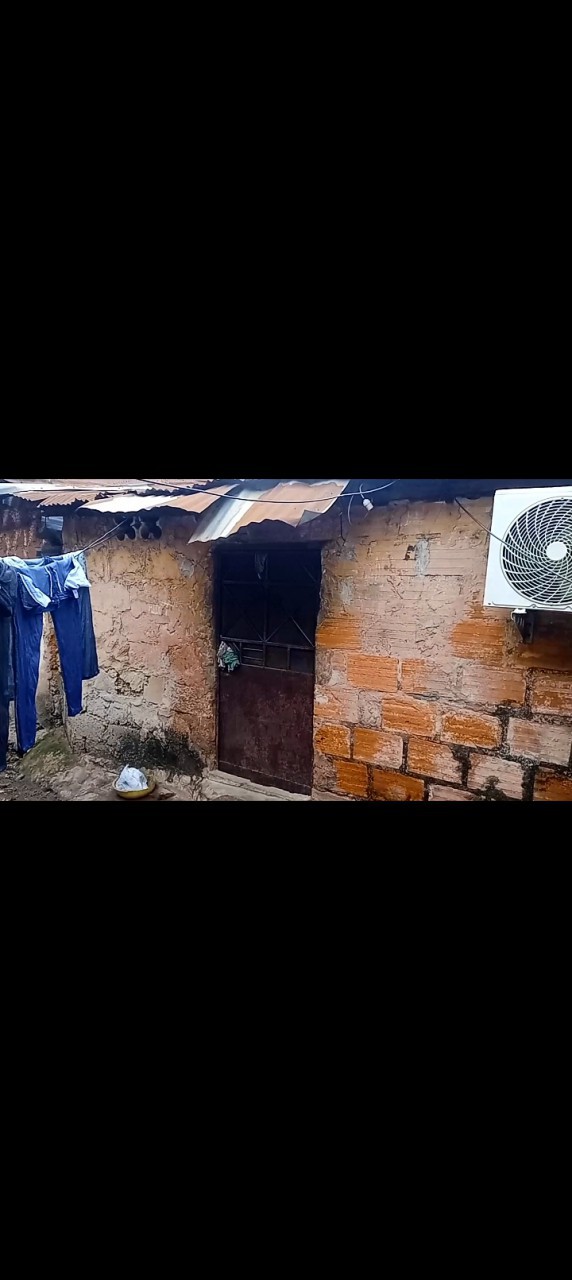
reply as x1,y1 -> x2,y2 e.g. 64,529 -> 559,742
217,546 -> 321,793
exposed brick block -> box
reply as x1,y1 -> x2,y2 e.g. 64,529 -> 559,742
460,664 -> 526,708
451,617 -> 507,665
442,708 -> 501,750
316,618 -> 361,650
360,621 -> 416,654
353,728 -> 403,769
372,769 -> 425,801
407,739 -> 463,785
531,674 -> 572,716
507,720 -> 572,766
534,771 -> 572,802
382,696 -> 439,738
347,654 -> 399,693
314,686 -> 359,723
314,724 -> 351,759
402,660 -> 460,699
468,754 -> 524,800
335,760 -> 369,798
429,785 -> 477,801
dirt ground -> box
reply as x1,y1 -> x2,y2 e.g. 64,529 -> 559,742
0,728 -> 307,802
0,728 -> 204,803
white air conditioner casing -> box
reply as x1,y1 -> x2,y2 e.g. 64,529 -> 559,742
484,486 -> 572,611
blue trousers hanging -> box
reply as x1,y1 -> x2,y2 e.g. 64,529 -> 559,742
13,604 -> 45,754
3,555 -> 98,755
76,554 -> 99,680
0,700 -> 8,773
0,561 -> 17,772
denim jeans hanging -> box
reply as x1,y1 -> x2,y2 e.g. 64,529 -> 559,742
0,560 -> 17,772
2,554 -> 98,756
76,554 -> 99,680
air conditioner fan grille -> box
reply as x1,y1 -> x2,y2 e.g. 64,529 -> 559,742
501,498 -> 572,606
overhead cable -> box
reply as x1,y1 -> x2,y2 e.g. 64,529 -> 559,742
138,479 -> 403,505
454,498 -> 550,568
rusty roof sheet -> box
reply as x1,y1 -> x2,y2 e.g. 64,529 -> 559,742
7,478 -> 154,492
141,479 -> 218,488
161,488 -> 236,513
3,478 -> 221,499
189,480 -> 350,543
36,491 -> 100,508
80,486 -> 236,516
4,480 -> 349,538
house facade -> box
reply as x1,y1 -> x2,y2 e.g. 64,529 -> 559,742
1,478 -> 571,800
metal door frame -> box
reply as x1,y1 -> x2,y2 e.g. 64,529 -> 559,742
214,542 -> 323,789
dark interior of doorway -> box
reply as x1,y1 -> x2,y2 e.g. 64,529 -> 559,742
217,545 -> 322,794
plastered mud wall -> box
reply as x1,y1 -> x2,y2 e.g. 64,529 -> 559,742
0,504 -> 40,558
62,514 -> 217,771
313,499 -> 572,801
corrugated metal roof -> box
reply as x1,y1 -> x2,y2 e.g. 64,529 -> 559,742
36,491 -> 99,508
161,488 -> 236,514
141,479 -> 217,488
5,478 -> 154,492
188,480 -> 350,543
81,487 -> 236,515
2,478 -> 221,499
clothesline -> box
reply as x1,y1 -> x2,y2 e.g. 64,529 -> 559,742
70,522 -> 130,555
0,520 -> 132,563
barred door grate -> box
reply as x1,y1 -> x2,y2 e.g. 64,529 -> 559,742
217,547 -> 322,793
219,548 -> 320,676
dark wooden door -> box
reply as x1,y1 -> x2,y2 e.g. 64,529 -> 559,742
218,548 -> 321,794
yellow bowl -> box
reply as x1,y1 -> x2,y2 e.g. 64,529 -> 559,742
114,776 -> 156,800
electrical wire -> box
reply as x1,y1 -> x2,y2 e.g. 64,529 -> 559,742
47,480 -> 404,555
67,521 -> 134,556
6,487 -> 554,568
137,479 -> 403,505
55,495 -> 566,567
0,519 -> 131,566
79,522 -> 133,553
455,497 -> 524,550
454,498 -> 552,569
3,478 -> 403,509
65,481 -> 402,554
3,479 -> 403,502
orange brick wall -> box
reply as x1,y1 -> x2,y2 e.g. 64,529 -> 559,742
313,498 -> 572,801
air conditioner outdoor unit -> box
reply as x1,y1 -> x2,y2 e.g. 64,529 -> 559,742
484,486 -> 572,612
